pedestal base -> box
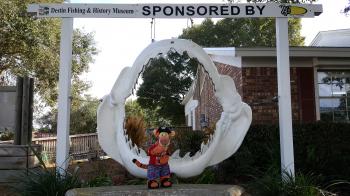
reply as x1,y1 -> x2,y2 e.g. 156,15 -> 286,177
66,184 -> 247,196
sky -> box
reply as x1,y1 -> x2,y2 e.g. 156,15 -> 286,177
70,0 -> 350,99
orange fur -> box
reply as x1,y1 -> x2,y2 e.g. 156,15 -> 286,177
132,159 -> 147,169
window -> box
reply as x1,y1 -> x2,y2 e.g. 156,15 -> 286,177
200,114 -> 208,128
317,70 -> 350,122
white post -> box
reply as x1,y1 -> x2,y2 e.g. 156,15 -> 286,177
56,2 -> 73,173
275,17 -> 295,177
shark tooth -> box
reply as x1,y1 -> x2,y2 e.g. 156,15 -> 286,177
132,145 -> 139,155
182,152 -> 191,160
201,142 -> 208,153
128,139 -> 133,149
200,142 -> 205,151
139,149 -> 147,157
192,151 -> 201,160
171,149 -> 180,159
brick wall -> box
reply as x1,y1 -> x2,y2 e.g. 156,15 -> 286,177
242,67 -> 300,124
192,63 -> 243,130
193,67 -> 222,130
190,63 -> 315,128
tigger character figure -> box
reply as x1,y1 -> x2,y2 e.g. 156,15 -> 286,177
132,127 -> 175,189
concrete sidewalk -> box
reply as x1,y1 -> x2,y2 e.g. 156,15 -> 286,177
66,184 -> 248,196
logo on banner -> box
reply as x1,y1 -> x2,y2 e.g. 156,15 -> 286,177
279,5 -> 307,16
39,6 -> 50,15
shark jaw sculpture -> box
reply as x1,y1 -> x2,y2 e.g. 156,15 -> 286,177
97,39 -> 252,178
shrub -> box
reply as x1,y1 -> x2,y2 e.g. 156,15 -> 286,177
124,116 -> 147,147
0,130 -> 14,141
293,122 -> 350,181
172,129 -> 205,157
246,167 -> 337,196
18,167 -> 81,196
83,175 -> 112,187
216,122 -> 350,194
16,145 -> 81,196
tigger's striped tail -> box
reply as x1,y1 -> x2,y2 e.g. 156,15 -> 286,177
132,159 -> 148,169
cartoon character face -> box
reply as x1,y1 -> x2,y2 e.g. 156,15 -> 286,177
153,127 -> 175,147
159,132 -> 170,146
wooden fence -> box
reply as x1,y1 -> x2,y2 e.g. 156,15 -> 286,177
32,133 -> 104,162
2,126 -> 193,162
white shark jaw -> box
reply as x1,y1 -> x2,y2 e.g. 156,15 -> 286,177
97,39 -> 252,178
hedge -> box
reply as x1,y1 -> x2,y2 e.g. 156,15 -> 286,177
217,122 -> 350,183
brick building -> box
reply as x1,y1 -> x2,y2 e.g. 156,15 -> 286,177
182,29 -> 350,130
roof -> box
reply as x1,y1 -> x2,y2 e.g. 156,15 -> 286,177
203,47 -> 350,67
205,46 -> 350,58
235,47 -> 350,57
309,29 -> 350,47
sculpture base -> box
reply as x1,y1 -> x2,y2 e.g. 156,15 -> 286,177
65,184 -> 247,196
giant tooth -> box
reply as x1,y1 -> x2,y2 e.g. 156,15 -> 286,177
139,149 -> 147,157
171,149 -> 180,159
200,142 -> 205,152
132,145 -> 139,155
182,152 -> 191,160
200,142 -> 209,153
128,139 -> 133,149
192,151 -> 201,160
207,135 -> 214,146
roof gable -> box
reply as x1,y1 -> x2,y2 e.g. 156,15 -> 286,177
310,29 -> 350,47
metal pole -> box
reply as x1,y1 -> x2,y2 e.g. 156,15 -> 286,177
275,17 -> 295,177
56,0 -> 73,173
28,78 -> 34,143
20,77 -> 30,145
14,77 -> 23,145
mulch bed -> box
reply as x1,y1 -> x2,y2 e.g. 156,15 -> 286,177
68,158 -> 133,185
0,158 -> 133,195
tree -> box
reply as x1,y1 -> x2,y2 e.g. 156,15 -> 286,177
125,99 -> 172,127
1,0 -> 98,133
136,51 -> 198,126
227,0 -> 315,3
180,17 -> 305,47
344,0 -> 350,14
229,0 -> 349,15
69,96 -> 100,134
0,0 -> 97,107
37,96 -> 100,134
125,99 -> 144,118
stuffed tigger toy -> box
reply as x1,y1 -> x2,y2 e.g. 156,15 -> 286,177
132,127 -> 175,189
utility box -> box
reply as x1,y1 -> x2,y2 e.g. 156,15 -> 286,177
0,87 -> 16,133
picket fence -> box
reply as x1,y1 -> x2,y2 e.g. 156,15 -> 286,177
32,133 -> 104,161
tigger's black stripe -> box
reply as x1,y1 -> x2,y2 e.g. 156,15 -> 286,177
133,159 -> 148,169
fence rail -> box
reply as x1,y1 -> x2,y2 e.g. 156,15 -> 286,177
1,126 -> 194,162
32,133 -> 104,161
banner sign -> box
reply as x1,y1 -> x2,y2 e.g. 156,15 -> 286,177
27,3 -> 322,18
